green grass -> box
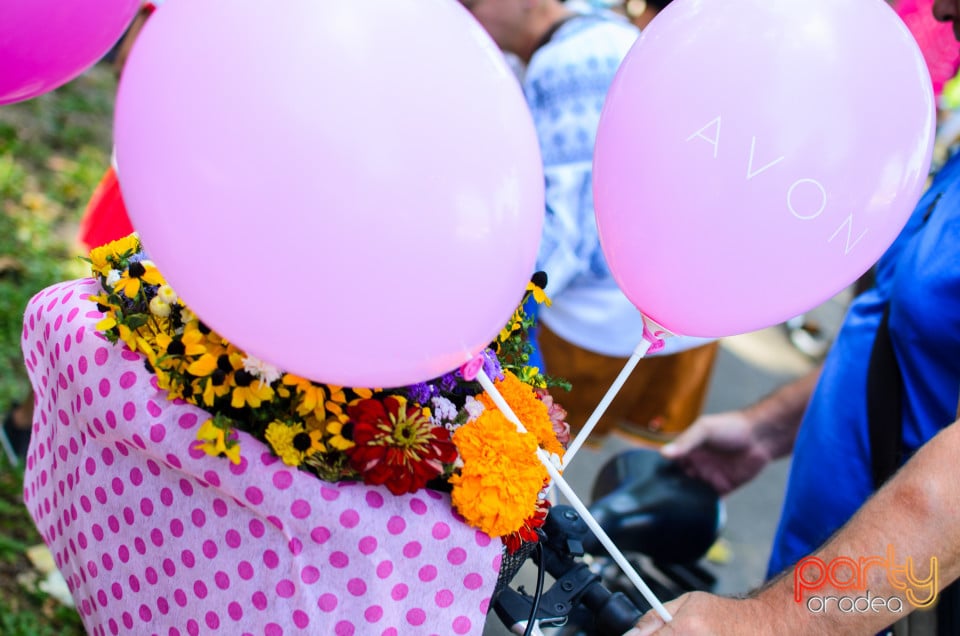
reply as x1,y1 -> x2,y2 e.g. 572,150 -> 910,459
0,62 -> 117,635
0,453 -> 84,635
0,64 -> 114,414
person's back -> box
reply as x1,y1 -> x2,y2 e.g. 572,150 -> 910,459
462,0 -> 718,443
523,3 -> 719,444
524,9 -> 643,358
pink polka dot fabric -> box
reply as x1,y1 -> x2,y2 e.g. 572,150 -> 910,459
21,280 -> 502,635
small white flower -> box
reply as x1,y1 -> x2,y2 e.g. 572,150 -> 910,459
242,355 -> 282,387
463,396 -> 485,422
149,296 -> 171,318
547,452 -> 562,470
429,396 -> 458,425
157,284 -> 178,304
105,269 -> 121,287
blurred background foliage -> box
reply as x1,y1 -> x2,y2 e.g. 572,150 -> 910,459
0,62 -> 116,635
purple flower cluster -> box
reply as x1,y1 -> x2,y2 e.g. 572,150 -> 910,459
405,382 -> 437,404
480,348 -> 503,382
402,348 -> 503,404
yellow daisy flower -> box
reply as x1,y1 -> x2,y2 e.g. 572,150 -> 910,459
89,234 -> 140,276
95,315 -> 117,332
322,417 -> 354,451
265,420 -> 325,467
231,369 -> 275,409
113,261 -> 165,298
282,374 -> 328,420
498,308 -> 524,343
194,417 -> 241,465
526,280 -> 552,307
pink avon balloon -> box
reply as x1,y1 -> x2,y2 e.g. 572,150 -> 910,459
115,0 -> 543,388
1,0 -> 140,105
594,0 -> 936,338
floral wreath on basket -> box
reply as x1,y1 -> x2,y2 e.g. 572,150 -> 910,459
85,234 -> 571,553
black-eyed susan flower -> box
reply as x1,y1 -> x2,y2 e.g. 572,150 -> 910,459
194,416 -> 241,465
88,292 -> 119,313
87,233 -> 574,552
198,370 -> 232,407
321,417 -> 354,452
96,313 -> 138,351
230,369 -> 275,409
134,316 -> 172,366
282,374 -> 329,420
265,421 -> 324,467
112,260 -> 165,298
95,313 -> 118,333
324,384 -> 348,420
498,307 -> 524,343
186,353 -> 219,377
526,279 -> 552,307
352,387 -> 374,400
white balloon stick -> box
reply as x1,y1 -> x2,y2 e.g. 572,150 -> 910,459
475,368 -> 672,624
561,338 -> 651,469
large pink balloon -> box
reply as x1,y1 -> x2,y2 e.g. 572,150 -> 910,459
594,0 -> 936,338
115,0 -> 543,388
1,0 -> 140,105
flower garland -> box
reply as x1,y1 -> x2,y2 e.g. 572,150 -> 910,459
86,234 -> 571,552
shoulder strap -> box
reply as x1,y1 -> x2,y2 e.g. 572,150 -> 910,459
865,190 -> 960,635
866,303 -> 903,488
867,190 -> 947,488
866,268 -> 960,636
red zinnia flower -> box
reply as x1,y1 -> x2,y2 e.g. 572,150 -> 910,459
502,493 -> 551,555
346,396 -> 457,495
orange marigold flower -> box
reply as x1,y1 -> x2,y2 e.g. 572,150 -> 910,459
450,409 -> 547,538
503,492 -> 550,555
477,370 -> 565,458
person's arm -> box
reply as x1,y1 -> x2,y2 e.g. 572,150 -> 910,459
631,418 -> 960,635
733,364 -> 821,459
661,366 -> 820,494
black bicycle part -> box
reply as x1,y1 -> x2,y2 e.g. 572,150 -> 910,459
585,448 -> 721,564
522,539 -> 546,636
492,505 -> 643,635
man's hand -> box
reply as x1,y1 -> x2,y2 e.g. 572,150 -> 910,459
660,412 -> 773,495
625,592 -> 774,636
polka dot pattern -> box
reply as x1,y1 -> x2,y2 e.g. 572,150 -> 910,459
21,280 -> 499,635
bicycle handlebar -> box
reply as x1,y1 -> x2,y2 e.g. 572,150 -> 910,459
492,505 -> 644,635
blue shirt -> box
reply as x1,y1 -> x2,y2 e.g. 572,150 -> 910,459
768,152 -> 960,577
